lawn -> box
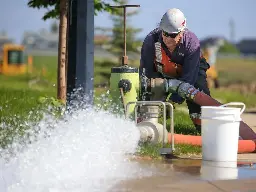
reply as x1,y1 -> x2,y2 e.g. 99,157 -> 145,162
216,57 -> 256,86
0,55 -> 255,158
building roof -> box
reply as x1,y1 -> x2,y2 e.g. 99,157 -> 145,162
200,36 -> 226,48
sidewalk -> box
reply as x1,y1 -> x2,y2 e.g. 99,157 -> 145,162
111,177 -> 256,192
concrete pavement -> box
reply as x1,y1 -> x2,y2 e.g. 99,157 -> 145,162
110,158 -> 256,192
111,176 -> 256,192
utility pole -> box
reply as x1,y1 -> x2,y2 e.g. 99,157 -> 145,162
66,0 -> 94,106
229,18 -> 235,43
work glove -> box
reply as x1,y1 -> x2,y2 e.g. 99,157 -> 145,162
169,93 -> 185,104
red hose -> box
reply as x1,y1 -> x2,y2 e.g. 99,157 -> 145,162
193,91 -> 222,106
167,133 -> 256,153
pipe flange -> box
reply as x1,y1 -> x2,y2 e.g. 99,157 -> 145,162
136,120 -> 168,144
136,121 -> 160,144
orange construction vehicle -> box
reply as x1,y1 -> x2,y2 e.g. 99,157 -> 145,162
201,38 -> 224,89
0,44 -> 31,75
202,48 -> 219,88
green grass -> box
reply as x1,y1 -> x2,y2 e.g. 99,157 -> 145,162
136,143 -> 201,159
211,88 -> 256,108
216,57 -> 256,86
31,56 -> 58,83
1,56 -> 256,159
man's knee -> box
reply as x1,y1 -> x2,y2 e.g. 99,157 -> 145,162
185,71 -> 211,133
186,100 -> 201,132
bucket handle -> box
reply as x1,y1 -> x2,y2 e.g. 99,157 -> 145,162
220,102 -> 246,115
200,116 -> 242,122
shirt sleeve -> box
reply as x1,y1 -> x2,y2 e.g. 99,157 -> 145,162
139,35 -> 156,78
178,41 -> 201,86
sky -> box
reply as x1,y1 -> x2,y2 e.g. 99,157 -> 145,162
0,0 -> 255,43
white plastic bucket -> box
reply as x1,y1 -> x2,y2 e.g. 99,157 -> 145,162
201,102 -> 246,162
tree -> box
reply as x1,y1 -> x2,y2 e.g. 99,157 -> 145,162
50,20 -> 59,33
56,0 -> 68,103
108,0 -> 142,61
219,41 -> 240,54
27,0 -> 123,103
27,0 -> 122,20
94,26 -> 112,46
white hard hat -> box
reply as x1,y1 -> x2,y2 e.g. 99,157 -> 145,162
159,8 -> 187,34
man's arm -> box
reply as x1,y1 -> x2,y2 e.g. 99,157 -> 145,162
139,35 -> 156,78
169,38 -> 201,104
179,40 -> 201,86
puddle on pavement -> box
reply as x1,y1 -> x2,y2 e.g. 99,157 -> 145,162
109,159 -> 256,192
136,158 -> 256,181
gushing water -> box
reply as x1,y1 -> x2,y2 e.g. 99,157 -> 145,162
0,94 -> 152,192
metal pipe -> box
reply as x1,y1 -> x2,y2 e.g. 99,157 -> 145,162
138,125 -> 154,143
123,6 -> 126,58
166,102 -> 175,151
110,4 -> 140,65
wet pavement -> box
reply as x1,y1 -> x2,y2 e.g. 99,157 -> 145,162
110,159 -> 256,192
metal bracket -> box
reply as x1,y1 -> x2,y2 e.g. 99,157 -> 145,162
126,101 -> 175,155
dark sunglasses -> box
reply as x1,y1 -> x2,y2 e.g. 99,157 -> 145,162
162,31 -> 179,38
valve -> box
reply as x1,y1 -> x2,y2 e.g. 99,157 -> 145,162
118,79 -> 131,94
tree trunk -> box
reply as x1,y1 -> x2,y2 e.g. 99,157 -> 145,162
57,0 -> 68,104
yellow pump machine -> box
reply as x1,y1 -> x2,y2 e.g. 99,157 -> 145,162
0,43 -> 28,75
